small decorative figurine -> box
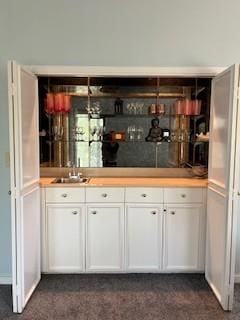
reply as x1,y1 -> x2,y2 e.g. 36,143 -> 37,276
145,118 -> 162,142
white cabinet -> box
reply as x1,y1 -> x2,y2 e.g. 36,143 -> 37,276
41,185 -> 206,274
125,187 -> 163,203
86,204 -> 124,272
86,187 -> 124,203
163,204 -> 204,271
46,204 -> 85,273
46,187 -> 85,203
126,204 -> 163,271
164,188 -> 203,203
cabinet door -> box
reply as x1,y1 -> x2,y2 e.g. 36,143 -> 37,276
86,204 -> 124,271
126,205 -> 162,271
47,204 -> 85,273
163,204 -> 203,271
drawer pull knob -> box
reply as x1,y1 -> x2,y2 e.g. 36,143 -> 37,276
171,211 -> 176,215
141,194 -> 147,198
181,194 -> 186,198
151,211 -> 157,215
102,193 -> 107,198
72,211 -> 78,215
62,193 -> 68,198
92,211 -> 97,214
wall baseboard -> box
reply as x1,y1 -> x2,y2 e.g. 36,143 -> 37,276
235,274 -> 240,283
0,275 -> 12,285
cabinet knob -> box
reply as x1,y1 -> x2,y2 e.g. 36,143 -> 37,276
91,211 -> 97,214
72,211 -> 78,215
61,193 -> 68,198
163,209 -> 167,212
238,192 -> 240,196
141,194 -> 147,198
170,211 -> 176,215
151,211 -> 157,215
102,193 -> 107,198
181,194 -> 186,198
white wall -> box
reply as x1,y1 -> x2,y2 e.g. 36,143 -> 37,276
1,0 -> 240,279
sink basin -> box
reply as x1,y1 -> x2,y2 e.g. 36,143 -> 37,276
51,177 -> 89,184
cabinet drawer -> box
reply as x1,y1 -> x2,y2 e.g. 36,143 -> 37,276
164,188 -> 203,203
86,187 -> 124,203
46,187 -> 85,203
125,187 -> 163,203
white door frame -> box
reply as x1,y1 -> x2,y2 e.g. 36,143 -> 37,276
28,65 -> 224,78
9,63 -> 229,313
8,61 -> 41,313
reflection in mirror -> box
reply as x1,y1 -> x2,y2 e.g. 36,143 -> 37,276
38,76 -> 211,168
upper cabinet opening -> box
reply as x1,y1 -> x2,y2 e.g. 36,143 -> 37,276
38,76 -> 212,169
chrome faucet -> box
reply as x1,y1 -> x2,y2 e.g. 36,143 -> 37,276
69,165 -> 82,180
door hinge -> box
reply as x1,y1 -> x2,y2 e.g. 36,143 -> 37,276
11,83 -> 16,96
10,188 -> 17,199
15,285 -> 21,296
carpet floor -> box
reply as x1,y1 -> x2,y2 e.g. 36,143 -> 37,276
0,274 -> 240,320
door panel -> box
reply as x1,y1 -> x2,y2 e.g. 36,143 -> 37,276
126,205 -> 162,271
47,205 -> 85,272
206,64 -> 239,310
9,61 -> 40,313
19,69 -> 39,188
86,204 -> 124,271
208,70 -> 232,189
21,187 -> 40,304
206,188 -> 227,303
163,204 -> 202,271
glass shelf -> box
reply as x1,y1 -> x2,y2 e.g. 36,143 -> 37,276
90,113 -> 205,119
47,139 -> 209,144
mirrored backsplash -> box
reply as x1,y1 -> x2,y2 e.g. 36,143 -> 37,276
38,76 -> 211,168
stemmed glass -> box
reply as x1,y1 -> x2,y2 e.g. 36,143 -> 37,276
77,127 -> 85,141
52,126 -> 63,141
136,126 -> 144,140
127,125 -> 136,141
73,127 -> 85,141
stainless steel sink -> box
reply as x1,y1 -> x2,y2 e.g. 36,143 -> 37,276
51,177 -> 89,184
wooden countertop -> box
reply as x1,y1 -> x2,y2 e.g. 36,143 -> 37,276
40,177 -> 208,188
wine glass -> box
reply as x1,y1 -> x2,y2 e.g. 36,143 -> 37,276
77,127 -> 85,141
136,126 -> 144,140
52,126 -> 63,141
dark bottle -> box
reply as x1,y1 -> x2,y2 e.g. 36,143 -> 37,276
114,98 -> 123,114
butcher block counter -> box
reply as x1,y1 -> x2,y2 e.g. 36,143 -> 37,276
40,177 -> 208,188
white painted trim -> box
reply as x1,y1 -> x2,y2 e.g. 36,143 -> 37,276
27,65 -> 226,77
0,276 -> 12,285
8,60 -> 19,313
235,274 -> 240,283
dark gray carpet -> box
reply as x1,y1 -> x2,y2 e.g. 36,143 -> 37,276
0,274 -> 240,320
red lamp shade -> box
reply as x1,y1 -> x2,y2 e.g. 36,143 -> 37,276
46,93 -> 54,113
192,100 -> 202,115
184,99 -> 192,115
175,99 -> 184,115
54,93 -> 64,112
63,95 -> 71,112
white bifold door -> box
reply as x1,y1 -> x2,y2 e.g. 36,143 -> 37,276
206,64 -> 240,310
8,61 -> 40,313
